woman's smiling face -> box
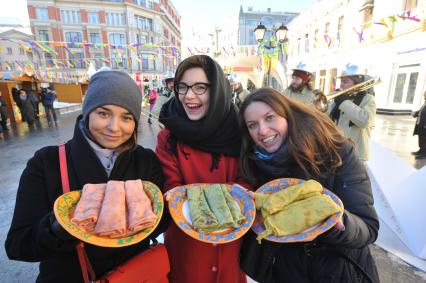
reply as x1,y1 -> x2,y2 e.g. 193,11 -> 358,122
244,101 -> 288,153
177,67 -> 210,121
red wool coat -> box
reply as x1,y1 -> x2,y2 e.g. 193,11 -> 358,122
156,129 -> 248,283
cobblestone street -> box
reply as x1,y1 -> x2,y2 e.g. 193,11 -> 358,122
0,110 -> 425,282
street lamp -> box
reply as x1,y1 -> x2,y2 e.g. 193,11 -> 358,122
254,23 -> 288,87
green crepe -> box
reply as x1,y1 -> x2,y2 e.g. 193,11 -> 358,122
187,187 -> 219,232
204,184 -> 235,229
257,194 -> 343,242
220,185 -> 246,227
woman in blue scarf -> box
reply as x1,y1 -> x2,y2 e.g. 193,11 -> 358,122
238,87 -> 379,283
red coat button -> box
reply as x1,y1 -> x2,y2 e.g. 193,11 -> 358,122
211,266 -> 218,272
212,243 -> 218,247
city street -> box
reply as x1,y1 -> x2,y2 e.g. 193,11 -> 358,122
0,109 -> 425,282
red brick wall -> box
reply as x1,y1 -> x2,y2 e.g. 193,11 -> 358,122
81,9 -> 88,23
99,11 -> 106,24
27,5 -> 36,19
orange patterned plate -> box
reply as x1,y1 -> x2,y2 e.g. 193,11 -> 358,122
252,178 -> 344,243
53,181 -> 164,248
168,183 -> 256,244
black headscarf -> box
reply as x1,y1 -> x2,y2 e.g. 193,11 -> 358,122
159,55 -> 241,157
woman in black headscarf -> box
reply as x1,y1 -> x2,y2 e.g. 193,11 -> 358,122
155,55 -> 248,283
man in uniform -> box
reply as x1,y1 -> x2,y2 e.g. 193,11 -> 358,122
230,78 -> 249,108
283,63 -> 316,107
151,72 -> 175,118
328,64 -> 376,161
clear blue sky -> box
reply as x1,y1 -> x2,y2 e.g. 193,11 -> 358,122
172,0 -> 316,37
1,0 -> 316,35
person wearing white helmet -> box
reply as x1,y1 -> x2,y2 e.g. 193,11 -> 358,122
151,72 -> 175,119
283,62 -> 316,107
328,64 -> 376,161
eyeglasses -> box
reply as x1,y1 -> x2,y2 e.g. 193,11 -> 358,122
174,82 -> 210,96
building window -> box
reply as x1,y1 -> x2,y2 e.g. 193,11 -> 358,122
109,33 -> 126,45
337,16 -> 344,45
134,15 -> 153,31
314,29 -> 318,49
36,8 -> 49,20
19,48 -> 25,55
61,10 -> 81,24
88,12 -> 100,24
319,69 -> 326,93
39,30 -> 49,41
133,0 -> 146,7
304,34 -> 309,53
90,33 -> 102,44
106,13 -> 126,26
69,53 -> 85,68
93,53 -> 104,69
297,38 -> 301,55
329,68 -> 337,93
403,0 -> 418,11
136,34 -> 148,44
65,32 -> 83,43
7,47 -> 13,55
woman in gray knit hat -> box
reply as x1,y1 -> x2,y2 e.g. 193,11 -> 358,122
6,70 -> 169,282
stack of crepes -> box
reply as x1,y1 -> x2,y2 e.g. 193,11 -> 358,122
70,180 -> 157,238
187,184 -> 246,233
255,180 -> 343,242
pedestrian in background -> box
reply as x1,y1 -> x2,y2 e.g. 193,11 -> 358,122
283,63 -> 316,107
0,90 -> 9,131
12,87 -> 24,121
147,87 -> 158,124
411,90 -> 426,160
26,88 -> 41,119
230,78 -> 249,108
41,87 -> 58,124
328,64 -> 376,161
5,70 -> 168,282
156,55 -> 248,283
238,88 -> 379,283
151,73 -> 174,118
18,90 -> 35,126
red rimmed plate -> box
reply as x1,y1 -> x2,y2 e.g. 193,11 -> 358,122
252,178 -> 344,243
53,181 -> 164,248
168,183 -> 256,244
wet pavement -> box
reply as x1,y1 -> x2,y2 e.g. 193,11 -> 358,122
0,110 -> 425,282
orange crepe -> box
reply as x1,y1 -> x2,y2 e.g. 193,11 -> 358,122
94,181 -> 126,238
70,183 -> 106,232
125,180 -> 157,232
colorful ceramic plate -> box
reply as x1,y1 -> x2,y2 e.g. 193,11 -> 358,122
168,183 -> 256,244
252,178 -> 344,243
53,181 -> 164,248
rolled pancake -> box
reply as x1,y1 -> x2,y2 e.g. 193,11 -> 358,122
258,180 -> 323,215
95,181 -> 126,238
187,187 -> 219,232
257,194 -> 343,241
221,185 -> 246,227
203,184 -> 235,230
71,183 -> 106,232
124,180 -> 157,232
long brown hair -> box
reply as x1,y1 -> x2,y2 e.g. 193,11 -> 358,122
238,87 -> 347,184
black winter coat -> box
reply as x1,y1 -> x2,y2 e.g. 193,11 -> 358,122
413,102 -> 426,136
242,141 -> 379,283
5,117 -> 168,283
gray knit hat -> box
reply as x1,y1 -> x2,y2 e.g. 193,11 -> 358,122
82,70 -> 142,122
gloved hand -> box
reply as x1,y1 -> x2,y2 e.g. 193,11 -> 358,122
333,92 -> 352,108
49,212 -> 76,241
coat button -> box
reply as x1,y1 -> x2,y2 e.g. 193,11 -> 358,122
211,266 -> 218,272
212,243 -> 217,247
